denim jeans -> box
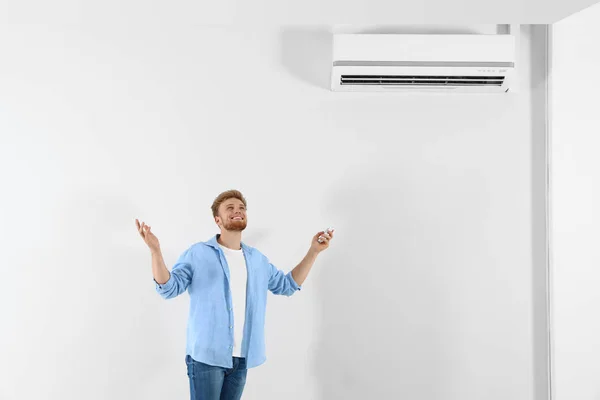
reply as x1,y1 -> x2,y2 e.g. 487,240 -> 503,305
185,355 -> 248,400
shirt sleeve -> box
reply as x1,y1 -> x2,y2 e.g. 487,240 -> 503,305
267,259 -> 302,296
155,247 -> 194,299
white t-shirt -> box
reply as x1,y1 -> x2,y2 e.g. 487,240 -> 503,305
218,243 -> 247,358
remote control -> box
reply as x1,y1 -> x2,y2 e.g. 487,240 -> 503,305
318,227 -> 335,243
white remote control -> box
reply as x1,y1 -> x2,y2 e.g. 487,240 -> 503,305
318,227 -> 335,243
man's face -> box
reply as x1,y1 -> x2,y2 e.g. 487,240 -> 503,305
216,198 -> 247,232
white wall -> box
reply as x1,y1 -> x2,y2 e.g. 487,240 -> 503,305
551,5 -> 600,400
0,1 -> 595,25
0,25 -> 548,400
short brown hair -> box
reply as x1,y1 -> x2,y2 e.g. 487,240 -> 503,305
211,190 -> 247,218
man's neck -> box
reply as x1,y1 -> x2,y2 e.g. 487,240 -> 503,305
217,230 -> 243,250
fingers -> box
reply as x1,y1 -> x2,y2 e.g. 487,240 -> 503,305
136,220 -> 145,237
136,219 -> 151,238
317,227 -> 336,245
317,232 -> 332,243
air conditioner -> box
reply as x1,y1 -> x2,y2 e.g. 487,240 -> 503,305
331,33 -> 516,93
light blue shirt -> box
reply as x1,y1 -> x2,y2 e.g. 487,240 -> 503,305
155,234 -> 302,369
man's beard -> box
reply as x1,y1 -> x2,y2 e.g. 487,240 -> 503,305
222,218 -> 247,232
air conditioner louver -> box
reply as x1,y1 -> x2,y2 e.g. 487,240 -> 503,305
340,75 -> 506,87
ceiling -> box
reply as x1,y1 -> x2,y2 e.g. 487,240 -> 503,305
0,0 -> 598,24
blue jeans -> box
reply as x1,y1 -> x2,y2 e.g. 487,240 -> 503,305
185,355 -> 248,400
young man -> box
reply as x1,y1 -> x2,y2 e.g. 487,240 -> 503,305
135,190 -> 334,400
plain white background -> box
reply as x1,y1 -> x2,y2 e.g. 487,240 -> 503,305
551,3 -> 600,399
0,0 -> 596,24
0,24 -> 549,399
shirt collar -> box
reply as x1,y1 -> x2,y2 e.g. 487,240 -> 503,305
206,234 -> 253,254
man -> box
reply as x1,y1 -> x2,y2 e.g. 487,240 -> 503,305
135,189 -> 334,400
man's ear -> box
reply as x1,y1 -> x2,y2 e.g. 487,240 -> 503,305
215,216 -> 221,228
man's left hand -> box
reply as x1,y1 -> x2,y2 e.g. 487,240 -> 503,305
310,229 -> 334,254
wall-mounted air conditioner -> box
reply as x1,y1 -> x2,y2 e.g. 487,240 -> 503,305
331,33 -> 516,93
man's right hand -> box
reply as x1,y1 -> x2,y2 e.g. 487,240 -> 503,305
136,219 -> 160,253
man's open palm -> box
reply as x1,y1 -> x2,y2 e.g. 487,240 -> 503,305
136,219 -> 160,252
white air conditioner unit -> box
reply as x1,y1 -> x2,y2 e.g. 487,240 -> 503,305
331,34 -> 516,93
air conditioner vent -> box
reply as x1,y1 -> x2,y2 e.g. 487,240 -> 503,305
340,75 -> 505,87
